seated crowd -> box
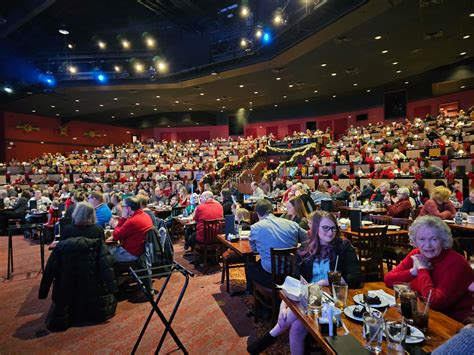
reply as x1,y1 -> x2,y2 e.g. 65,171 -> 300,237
0,108 -> 472,352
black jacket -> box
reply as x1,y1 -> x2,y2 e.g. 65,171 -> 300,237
12,197 -> 29,214
38,237 -> 117,331
62,224 -> 105,240
294,239 -> 362,289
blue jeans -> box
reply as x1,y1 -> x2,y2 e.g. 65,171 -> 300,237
111,246 -> 138,263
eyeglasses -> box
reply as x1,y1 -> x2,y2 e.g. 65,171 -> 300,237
320,225 -> 337,233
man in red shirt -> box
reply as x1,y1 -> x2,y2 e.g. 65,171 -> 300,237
108,197 -> 153,263
185,191 -> 223,249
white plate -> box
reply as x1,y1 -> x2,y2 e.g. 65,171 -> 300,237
405,325 -> 425,344
387,225 -> 401,231
443,219 -> 455,224
362,221 -> 373,226
344,305 -> 383,322
383,324 -> 425,344
353,294 -> 390,308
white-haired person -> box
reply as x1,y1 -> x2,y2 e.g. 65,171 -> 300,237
184,191 -> 223,249
62,202 -> 105,240
386,187 -> 412,218
384,216 -> 473,322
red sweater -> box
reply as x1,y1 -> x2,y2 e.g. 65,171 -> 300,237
384,249 -> 473,322
419,199 -> 456,220
113,209 -> 153,257
386,199 -> 412,218
194,199 -> 223,243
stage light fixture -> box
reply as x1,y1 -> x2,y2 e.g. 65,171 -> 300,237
114,65 -> 121,72
255,26 -> 263,39
272,8 -> 285,26
122,40 -> 130,49
156,60 -> 168,73
3,86 -> 13,94
262,32 -> 271,44
98,41 -> 106,49
68,66 -> 77,74
146,37 -> 155,48
240,5 -> 250,18
135,63 -> 144,72
95,72 -> 107,83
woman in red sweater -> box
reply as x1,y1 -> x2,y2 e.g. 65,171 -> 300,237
419,186 -> 456,220
384,216 -> 473,323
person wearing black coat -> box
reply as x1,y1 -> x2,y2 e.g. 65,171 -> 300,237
38,237 -> 117,331
61,202 -> 105,240
0,191 -> 30,234
248,211 -> 362,354
220,188 -> 234,216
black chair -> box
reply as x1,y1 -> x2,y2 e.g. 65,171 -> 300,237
320,200 -> 335,212
193,219 -> 224,269
253,247 -> 297,322
453,237 -> 474,260
351,226 -> 387,281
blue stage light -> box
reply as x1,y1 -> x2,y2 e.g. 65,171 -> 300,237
95,72 -> 108,84
39,73 -> 56,87
263,32 -> 271,44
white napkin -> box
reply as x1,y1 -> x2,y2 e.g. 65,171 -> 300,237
368,289 -> 396,307
277,276 -> 300,300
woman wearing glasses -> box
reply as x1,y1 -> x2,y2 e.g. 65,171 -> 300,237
248,211 -> 362,355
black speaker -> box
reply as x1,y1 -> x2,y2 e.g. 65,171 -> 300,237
356,113 -> 368,121
384,90 -> 407,119
306,121 -> 317,130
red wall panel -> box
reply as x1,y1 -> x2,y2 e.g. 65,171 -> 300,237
154,125 -> 228,141
266,126 -> 278,136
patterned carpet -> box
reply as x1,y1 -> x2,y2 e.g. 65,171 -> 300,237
0,235 -> 291,354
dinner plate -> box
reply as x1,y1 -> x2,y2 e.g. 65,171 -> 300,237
387,225 -> 401,231
443,219 -> 455,224
405,325 -> 425,344
353,294 -> 390,308
343,305 -> 382,322
362,221 -> 373,226
383,324 -> 425,344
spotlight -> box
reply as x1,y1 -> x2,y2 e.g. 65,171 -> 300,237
94,72 -> 107,83
273,8 -> 285,26
122,40 -> 130,49
240,38 -> 250,48
146,37 -> 155,48
58,26 -> 69,35
3,86 -> 13,94
240,5 -> 250,18
67,43 -> 74,49
135,63 -> 144,73
68,66 -> 77,74
98,41 -> 106,49
156,60 -> 168,73
255,26 -> 263,39
114,65 -> 121,72
262,32 -> 271,44
39,73 -> 56,87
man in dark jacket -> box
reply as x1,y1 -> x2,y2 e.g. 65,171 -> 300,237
39,237 -> 117,331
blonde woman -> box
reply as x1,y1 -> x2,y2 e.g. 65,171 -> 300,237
419,186 -> 456,220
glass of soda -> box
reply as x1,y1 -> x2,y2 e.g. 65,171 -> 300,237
399,289 -> 417,320
327,270 -> 342,289
412,296 -> 430,333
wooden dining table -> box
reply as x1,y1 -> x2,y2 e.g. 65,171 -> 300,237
216,234 -> 254,258
339,206 -> 388,215
447,221 -> 474,234
280,282 -> 464,355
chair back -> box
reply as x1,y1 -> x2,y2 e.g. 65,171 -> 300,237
453,238 -> 474,260
354,226 -> 388,263
320,200 -> 335,212
202,219 -> 224,244
391,218 -> 412,230
171,206 -> 184,217
369,214 -> 392,225
270,247 -> 298,286
59,217 -> 73,238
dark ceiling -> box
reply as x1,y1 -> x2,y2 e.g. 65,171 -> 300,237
0,0 -> 473,128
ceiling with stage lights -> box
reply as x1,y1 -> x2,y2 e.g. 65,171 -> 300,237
0,0 -> 473,128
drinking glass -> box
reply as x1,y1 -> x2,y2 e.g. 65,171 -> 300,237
393,283 -> 411,311
412,296 -> 430,333
385,320 -> 407,355
363,312 -> 384,353
308,284 -> 322,314
327,270 -> 342,289
332,282 -> 348,310
399,288 -> 417,320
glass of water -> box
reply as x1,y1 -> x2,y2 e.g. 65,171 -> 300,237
308,284 -> 322,314
385,320 -> 407,354
363,312 -> 384,353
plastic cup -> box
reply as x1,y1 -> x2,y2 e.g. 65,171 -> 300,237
332,282 -> 348,310
363,312 -> 384,353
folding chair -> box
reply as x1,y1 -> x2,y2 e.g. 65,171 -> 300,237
130,262 -> 194,354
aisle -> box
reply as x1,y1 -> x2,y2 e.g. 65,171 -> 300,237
0,235 -> 255,354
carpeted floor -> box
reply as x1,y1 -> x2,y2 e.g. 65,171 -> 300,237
0,235 -> 290,354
